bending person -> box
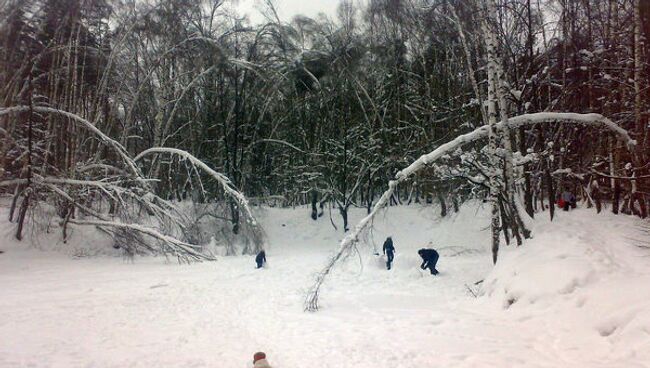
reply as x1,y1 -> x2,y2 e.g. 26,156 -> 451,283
418,248 -> 439,275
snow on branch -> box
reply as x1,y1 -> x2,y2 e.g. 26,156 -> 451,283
0,106 -> 142,176
400,113 -> 635,181
1,176 -> 123,200
506,113 -> 636,149
305,112 -> 634,312
0,178 -> 28,187
67,219 -> 214,262
0,106 -> 260,260
44,184 -> 110,221
134,147 -> 265,252
78,163 -> 128,175
40,182 -> 206,261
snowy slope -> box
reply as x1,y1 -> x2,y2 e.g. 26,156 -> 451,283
483,209 -> 650,366
0,202 -> 649,367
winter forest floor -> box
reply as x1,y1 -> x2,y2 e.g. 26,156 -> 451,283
1,202 -> 650,368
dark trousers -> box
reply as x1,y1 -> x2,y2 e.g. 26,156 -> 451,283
256,261 -> 264,269
423,255 -> 439,275
386,251 -> 394,270
424,263 -> 439,274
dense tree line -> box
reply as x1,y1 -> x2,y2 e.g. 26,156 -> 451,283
0,0 -> 647,260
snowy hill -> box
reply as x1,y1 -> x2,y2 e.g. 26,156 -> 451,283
0,202 -> 649,367
483,209 -> 650,366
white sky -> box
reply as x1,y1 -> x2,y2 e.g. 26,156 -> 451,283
235,0 -> 342,23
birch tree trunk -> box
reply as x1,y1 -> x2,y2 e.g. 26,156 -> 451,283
486,2 -> 530,242
482,4 -> 501,263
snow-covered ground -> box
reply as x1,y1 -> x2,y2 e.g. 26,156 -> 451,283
1,202 -> 649,367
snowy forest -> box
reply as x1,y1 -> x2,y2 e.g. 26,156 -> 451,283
2,0 -> 648,257
1,0 -> 650,366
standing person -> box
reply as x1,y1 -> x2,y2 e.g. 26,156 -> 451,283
253,352 -> 272,368
255,250 -> 266,269
383,236 -> 395,270
418,248 -> 439,275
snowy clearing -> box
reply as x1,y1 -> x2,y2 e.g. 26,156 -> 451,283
1,203 -> 649,368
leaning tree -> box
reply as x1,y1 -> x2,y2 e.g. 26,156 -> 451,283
304,112 -> 635,311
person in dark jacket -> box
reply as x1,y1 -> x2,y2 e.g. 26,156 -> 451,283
418,248 -> 439,275
382,236 -> 395,270
255,250 -> 266,269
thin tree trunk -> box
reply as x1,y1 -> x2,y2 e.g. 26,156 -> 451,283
438,190 -> 447,217
339,205 -> 349,232
498,198 -> 510,246
483,3 -> 501,263
15,193 -> 30,241
311,190 -> 318,220
230,200 -> 240,234
609,137 -> 616,208
545,163 -> 555,221
16,67 -> 33,241
613,178 -> 621,215
9,185 -> 21,222
520,127 -> 534,217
